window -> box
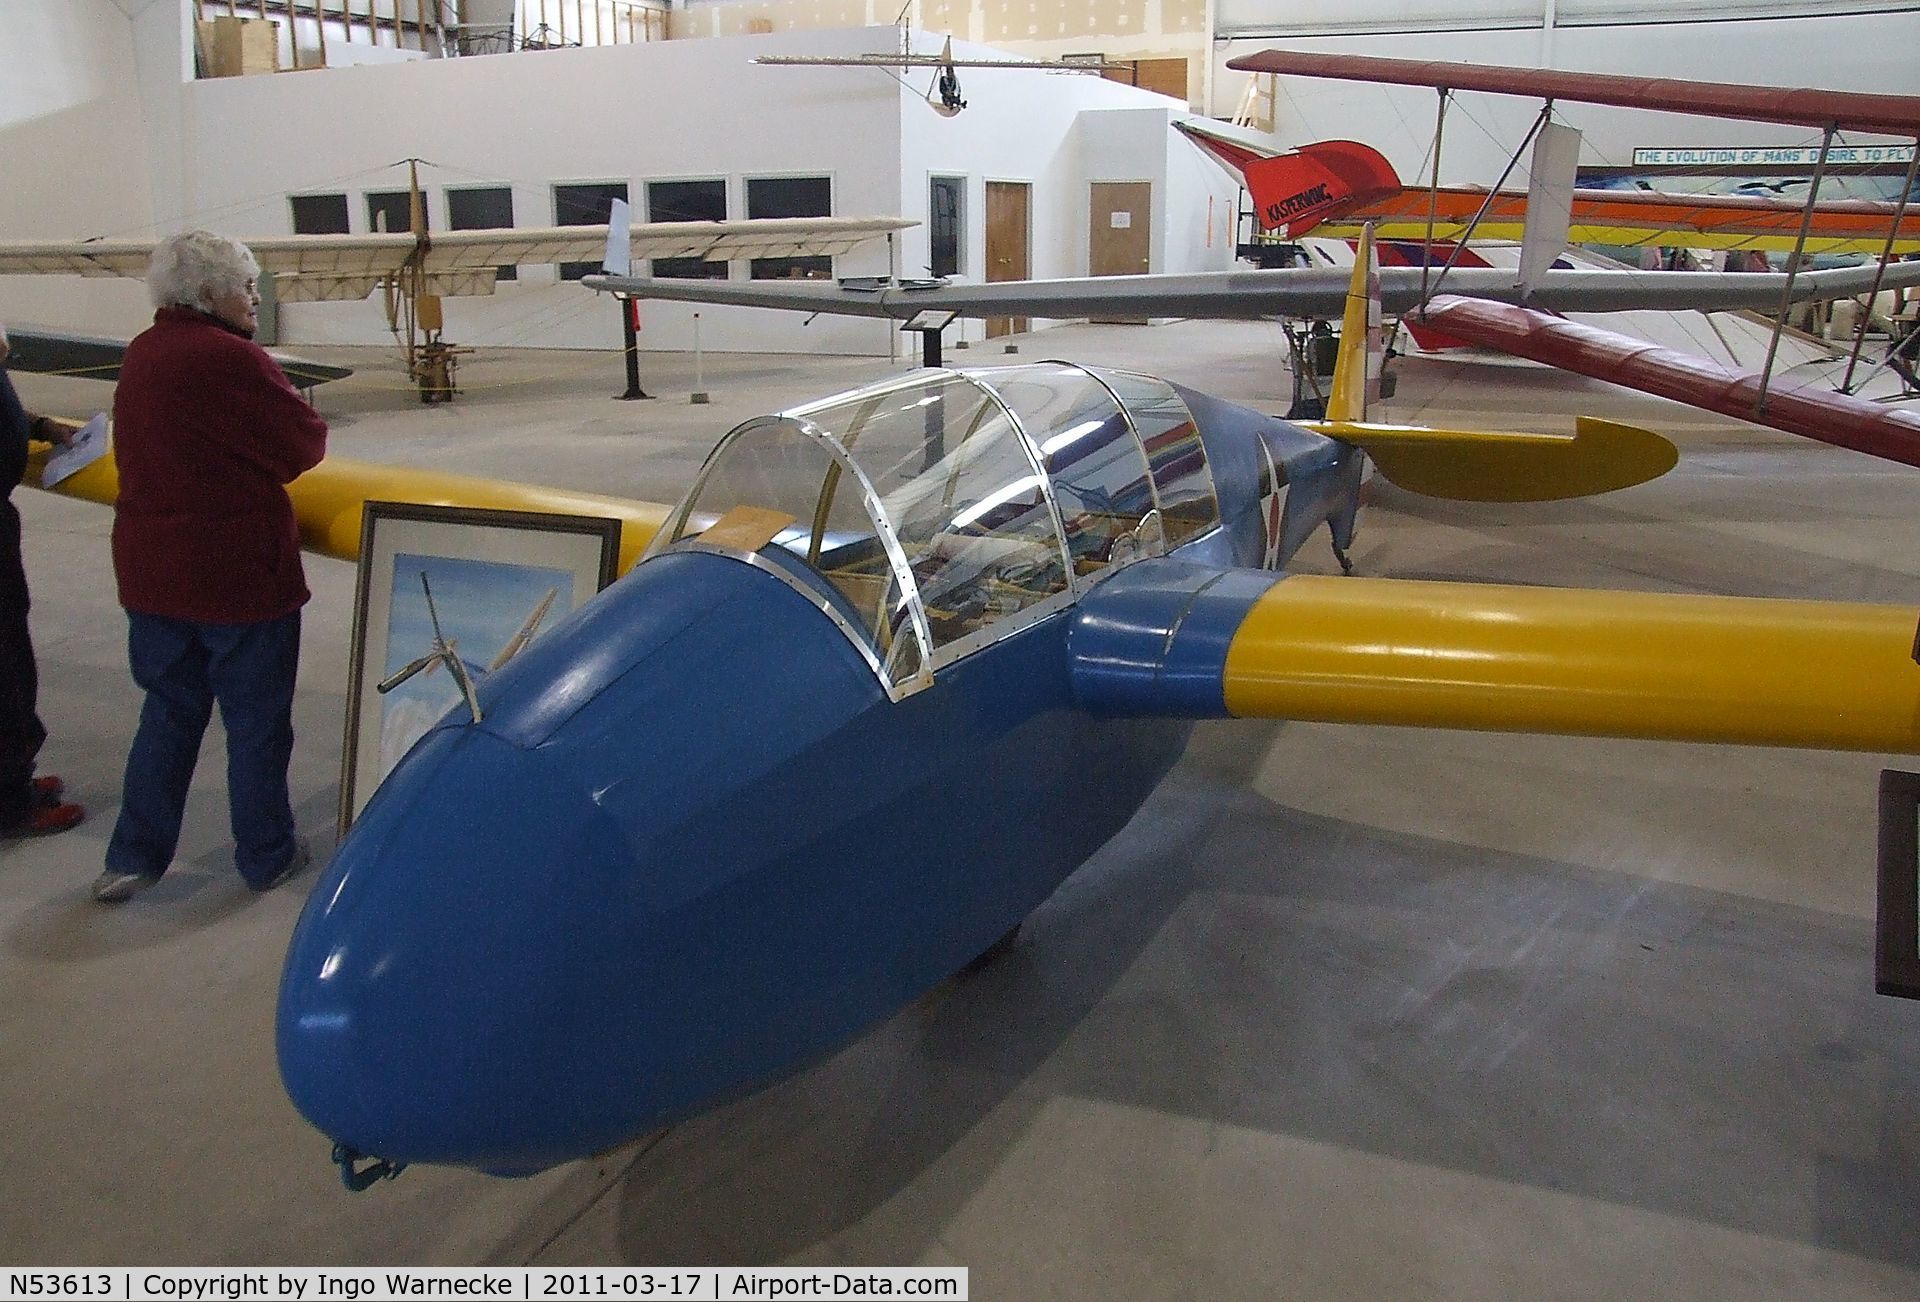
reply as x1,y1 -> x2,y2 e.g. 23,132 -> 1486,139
929,177 -> 964,278
648,179 -> 728,279
554,181 -> 629,280
994,366 -> 1155,577
1097,370 -> 1218,548
747,175 -> 832,280
289,193 -> 349,235
366,190 -> 427,236
447,185 -> 516,282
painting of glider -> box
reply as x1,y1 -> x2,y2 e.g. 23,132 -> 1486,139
339,502 -> 619,830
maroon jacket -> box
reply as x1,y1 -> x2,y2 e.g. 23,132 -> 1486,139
111,308 -> 328,624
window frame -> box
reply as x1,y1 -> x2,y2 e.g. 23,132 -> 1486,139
289,192 -> 350,236
646,177 -> 730,280
446,184 -> 518,281
745,173 -> 834,281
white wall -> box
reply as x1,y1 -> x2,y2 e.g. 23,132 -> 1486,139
169,24 -> 1211,355
175,29 -> 905,353
892,32 -> 1236,343
1214,9 -> 1920,189
0,1 -> 162,335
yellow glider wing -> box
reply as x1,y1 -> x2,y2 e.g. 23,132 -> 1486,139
1225,574 -> 1920,753
1069,563 -> 1920,753
27,438 -> 669,575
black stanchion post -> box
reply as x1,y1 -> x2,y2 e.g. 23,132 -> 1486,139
616,295 -> 651,400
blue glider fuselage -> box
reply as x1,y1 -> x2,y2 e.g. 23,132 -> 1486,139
278,364 -> 1360,1176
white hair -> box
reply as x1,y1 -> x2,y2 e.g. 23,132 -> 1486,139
147,230 -> 258,313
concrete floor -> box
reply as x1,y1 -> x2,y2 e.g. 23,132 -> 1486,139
3,319 -> 1918,1294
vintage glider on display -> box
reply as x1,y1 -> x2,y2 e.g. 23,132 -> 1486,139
32,230 -> 1920,1185
751,35 -> 1123,116
0,174 -> 911,399
1234,51 -> 1920,432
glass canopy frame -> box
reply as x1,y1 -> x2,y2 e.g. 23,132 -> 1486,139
648,362 -> 1217,701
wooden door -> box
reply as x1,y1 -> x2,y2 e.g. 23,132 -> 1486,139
985,180 -> 1030,339
1089,181 -> 1151,324
1133,57 -> 1189,104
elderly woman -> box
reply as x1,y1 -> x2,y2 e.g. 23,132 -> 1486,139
92,231 -> 328,903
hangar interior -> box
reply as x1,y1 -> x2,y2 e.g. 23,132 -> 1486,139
3,0 -> 1920,1292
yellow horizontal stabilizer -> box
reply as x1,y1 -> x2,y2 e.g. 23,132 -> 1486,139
1302,416 -> 1677,502
1223,574 -> 1920,754
28,437 -> 669,575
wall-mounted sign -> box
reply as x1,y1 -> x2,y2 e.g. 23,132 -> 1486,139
1633,145 -> 1918,168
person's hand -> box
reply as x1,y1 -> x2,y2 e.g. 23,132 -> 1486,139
28,416 -> 71,446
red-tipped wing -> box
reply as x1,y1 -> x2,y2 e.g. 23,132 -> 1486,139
1419,294 -> 1920,469
1229,49 -> 1920,135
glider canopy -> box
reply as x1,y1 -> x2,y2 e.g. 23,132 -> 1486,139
650,363 -> 1222,695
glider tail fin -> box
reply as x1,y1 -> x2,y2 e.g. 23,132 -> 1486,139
1326,222 -> 1382,424
602,198 -> 633,278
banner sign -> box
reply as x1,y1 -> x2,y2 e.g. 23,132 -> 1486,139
1633,145 -> 1918,168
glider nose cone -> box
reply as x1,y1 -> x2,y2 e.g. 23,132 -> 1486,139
276,724 -> 631,1175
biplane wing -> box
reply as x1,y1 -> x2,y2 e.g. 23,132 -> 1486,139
1174,120 -> 1920,255
1227,48 -> 1920,135
1322,186 -> 1920,258
0,217 -> 915,304
1413,293 -> 1920,468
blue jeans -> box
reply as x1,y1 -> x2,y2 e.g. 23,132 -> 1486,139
106,609 -> 302,887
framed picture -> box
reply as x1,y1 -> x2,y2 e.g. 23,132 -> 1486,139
339,501 -> 622,835
1878,768 -> 1920,1000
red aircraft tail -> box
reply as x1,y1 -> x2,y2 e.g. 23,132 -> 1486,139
1176,123 -> 1402,236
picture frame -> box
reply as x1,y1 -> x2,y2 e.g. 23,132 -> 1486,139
1877,768 -> 1920,1000
339,501 -> 622,836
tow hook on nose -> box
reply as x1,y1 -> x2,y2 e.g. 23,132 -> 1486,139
333,1142 -> 407,1192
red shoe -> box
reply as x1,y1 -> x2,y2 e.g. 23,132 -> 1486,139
32,775 -> 65,806
1,801 -> 85,839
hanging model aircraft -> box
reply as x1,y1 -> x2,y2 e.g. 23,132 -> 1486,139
751,35 -> 1125,116
0,162 -> 911,400
30,228 -> 1920,1185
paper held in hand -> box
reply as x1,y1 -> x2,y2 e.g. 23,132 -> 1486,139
42,412 -> 108,487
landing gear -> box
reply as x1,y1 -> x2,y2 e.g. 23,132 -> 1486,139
416,338 -> 460,404
1282,319 -> 1335,420
1331,537 -> 1354,575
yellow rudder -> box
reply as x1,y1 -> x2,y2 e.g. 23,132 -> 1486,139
1325,222 -> 1382,424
